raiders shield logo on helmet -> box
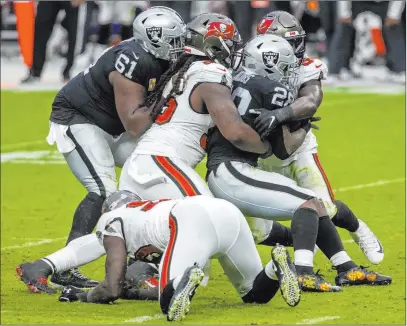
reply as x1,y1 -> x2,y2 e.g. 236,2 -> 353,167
146,27 -> 163,43
262,51 -> 279,68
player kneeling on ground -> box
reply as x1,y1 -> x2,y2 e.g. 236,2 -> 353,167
57,192 -> 300,321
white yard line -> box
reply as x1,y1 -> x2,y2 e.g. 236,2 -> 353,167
124,314 -> 165,323
1,140 -> 46,150
333,178 -> 405,192
1,237 -> 66,251
296,316 -> 341,324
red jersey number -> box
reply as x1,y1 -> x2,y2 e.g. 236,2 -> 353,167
155,98 -> 177,125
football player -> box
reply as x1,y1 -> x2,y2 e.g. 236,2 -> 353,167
57,191 -> 301,321
254,11 -> 384,266
118,12 -> 272,199
206,34 -> 392,291
45,6 -> 185,288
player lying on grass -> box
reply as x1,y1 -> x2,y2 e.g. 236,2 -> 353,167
19,192 -> 302,322
206,34 -> 391,291
253,10 -> 384,266
44,6 -> 185,288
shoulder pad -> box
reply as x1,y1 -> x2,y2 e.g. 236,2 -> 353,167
186,61 -> 233,89
300,57 -> 328,85
114,45 -> 148,82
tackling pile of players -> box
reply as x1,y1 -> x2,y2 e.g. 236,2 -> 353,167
17,7 -> 391,322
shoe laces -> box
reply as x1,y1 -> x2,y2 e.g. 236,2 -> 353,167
356,224 -> 380,252
70,268 -> 90,281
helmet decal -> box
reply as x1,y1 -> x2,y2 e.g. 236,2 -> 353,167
262,51 -> 279,68
204,21 -> 235,40
146,26 -> 163,43
257,18 -> 274,34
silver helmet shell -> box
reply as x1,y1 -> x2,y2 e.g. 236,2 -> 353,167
133,6 -> 186,62
242,34 -> 298,90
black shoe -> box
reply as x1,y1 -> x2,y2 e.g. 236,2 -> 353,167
166,264 -> 204,322
298,270 -> 342,292
20,74 -> 40,85
49,268 -> 99,289
335,266 -> 392,286
16,262 -> 56,294
271,245 -> 301,307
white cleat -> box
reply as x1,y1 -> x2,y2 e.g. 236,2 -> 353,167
350,219 -> 384,264
167,265 -> 204,322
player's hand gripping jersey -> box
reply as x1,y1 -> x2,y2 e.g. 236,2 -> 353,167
51,38 -> 169,136
206,69 -> 294,172
134,60 -> 233,168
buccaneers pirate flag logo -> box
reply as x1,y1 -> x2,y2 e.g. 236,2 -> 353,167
257,18 -> 274,34
146,27 -> 162,43
204,21 -> 235,40
262,51 -> 279,68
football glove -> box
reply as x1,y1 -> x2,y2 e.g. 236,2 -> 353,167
59,285 -> 85,302
249,107 -> 295,139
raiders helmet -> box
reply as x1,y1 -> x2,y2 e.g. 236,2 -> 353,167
256,11 -> 306,59
133,6 -> 186,61
102,190 -> 142,213
242,34 -> 298,89
184,13 -> 242,69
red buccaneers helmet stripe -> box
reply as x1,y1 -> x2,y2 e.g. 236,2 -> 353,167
257,18 -> 274,34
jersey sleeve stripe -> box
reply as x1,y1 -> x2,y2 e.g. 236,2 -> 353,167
152,156 -> 201,197
160,213 -> 178,293
312,153 -> 335,201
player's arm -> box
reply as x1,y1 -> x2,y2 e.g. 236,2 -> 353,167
110,71 -> 153,138
287,79 -> 323,120
197,82 -> 271,155
75,235 -> 127,304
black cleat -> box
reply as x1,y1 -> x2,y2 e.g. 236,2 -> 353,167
166,264 -> 204,322
298,270 -> 342,292
16,262 -> 56,294
49,268 -> 99,289
335,266 -> 392,286
271,245 -> 301,307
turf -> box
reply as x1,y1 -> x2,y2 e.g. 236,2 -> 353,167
1,90 -> 405,324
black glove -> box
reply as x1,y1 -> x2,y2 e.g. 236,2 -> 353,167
249,107 -> 294,139
59,286 -> 85,302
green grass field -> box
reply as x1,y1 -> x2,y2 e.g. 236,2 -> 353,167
1,90 -> 406,324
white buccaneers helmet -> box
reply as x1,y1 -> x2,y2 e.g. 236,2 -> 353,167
133,6 -> 186,61
242,34 -> 298,89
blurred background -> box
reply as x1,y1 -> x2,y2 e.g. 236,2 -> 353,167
1,0 -> 406,90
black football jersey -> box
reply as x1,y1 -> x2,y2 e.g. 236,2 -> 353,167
50,38 -> 169,136
206,70 -> 294,171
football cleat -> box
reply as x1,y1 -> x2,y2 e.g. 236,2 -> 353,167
16,262 -> 56,294
271,245 -> 301,307
49,268 -> 99,289
350,219 -> 384,264
166,264 -> 204,322
335,266 -> 392,286
298,270 -> 342,293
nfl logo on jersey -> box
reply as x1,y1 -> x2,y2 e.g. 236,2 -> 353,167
262,51 -> 279,68
146,27 -> 163,43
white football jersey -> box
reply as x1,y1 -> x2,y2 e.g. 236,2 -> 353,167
135,60 -> 233,168
292,55 -> 328,97
96,199 -> 179,262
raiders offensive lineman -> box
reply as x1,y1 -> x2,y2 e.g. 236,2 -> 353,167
45,7 -> 185,288
56,192 -> 300,322
118,13 -> 271,200
254,11 -> 384,267
207,35 -> 391,290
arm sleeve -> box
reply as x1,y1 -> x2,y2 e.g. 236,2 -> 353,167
387,1 -> 405,20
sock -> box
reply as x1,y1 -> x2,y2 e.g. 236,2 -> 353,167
160,280 -> 175,314
330,251 -> 357,273
172,275 -> 182,290
43,234 -> 105,273
242,270 -> 279,304
66,192 -> 105,245
291,208 -> 319,274
259,221 -> 293,247
331,200 -> 360,232
316,216 -> 358,272
34,259 -> 54,276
